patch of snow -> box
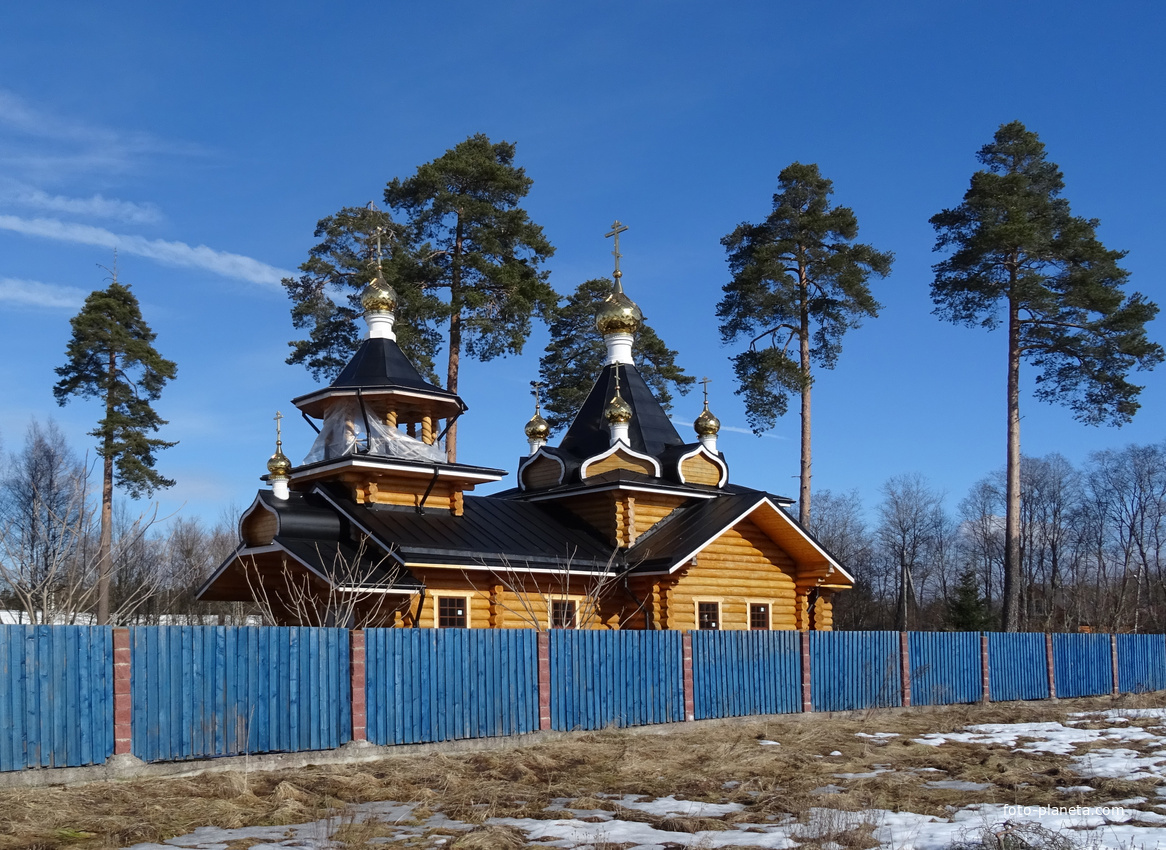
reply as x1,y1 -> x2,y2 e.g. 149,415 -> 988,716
923,780 -> 992,791
856,732 -> 899,739
1057,785 -> 1095,792
611,795 -> 743,818
833,769 -> 889,779
829,750 -> 842,756
759,739 -> 781,746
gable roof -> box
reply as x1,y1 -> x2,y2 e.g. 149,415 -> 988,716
626,491 -> 854,584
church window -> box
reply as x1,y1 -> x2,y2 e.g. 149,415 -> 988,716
749,603 -> 770,630
550,599 -> 577,628
438,596 -> 467,628
698,601 -> 719,630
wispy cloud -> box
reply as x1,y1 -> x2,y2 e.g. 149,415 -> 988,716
0,277 -> 87,309
0,215 -> 294,287
0,89 -> 203,180
0,184 -> 163,225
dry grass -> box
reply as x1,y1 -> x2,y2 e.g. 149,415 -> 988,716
0,693 -> 1162,850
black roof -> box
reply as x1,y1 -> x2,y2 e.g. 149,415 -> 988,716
322,486 -> 616,572
626,491 -> 768,573
558,364 -> 684,461
328,337 -> 462,403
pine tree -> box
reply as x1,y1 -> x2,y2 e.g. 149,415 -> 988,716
384,134 -> 556,460
930,121 -> 1163,632
718,162 -> 892,526
53,265 -> 176,624
283,205 -> 444,382
538,278 -> 694,433
946,567 -> 994,631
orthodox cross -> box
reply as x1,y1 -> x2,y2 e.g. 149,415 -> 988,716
605,220 -> 628,288
613,370 -> 622,398
274,411 -> 284,451
367,201 -> 386,268
700,376 -> 712,407
530,380 -> 544,414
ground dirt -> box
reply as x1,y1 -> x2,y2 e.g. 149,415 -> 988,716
1,694 -> 1163,850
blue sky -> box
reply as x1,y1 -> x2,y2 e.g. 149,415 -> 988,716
0,1 -> 1162,527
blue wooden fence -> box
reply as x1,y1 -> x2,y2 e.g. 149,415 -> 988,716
691,630 -> 800,719
9,624 -> 1166,774
130,626 -> 350,762
1117,634 -> 1166,693
810,631 -> 901,711
0,626 -> 113,771
908,632 -> 981,706
550,630 -> 684,730
364,628 -> 538,745
987,633 -> 1049,701
1053,633 -> 1113,698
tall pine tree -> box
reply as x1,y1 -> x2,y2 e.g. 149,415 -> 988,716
719,162 -> 892,526
385,134 -> 556,460
285,135 -> 555,462
538,278 -> 694,433
930,121 -> 1163,632
54,264 -> 176,625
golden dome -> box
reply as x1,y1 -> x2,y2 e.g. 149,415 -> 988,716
604,390 -> 633,425
694,404 -> 720,437
267,448 -> 291,478
595,277 -> 643,336
524,411 -> 550,440
360,271 -> 398,313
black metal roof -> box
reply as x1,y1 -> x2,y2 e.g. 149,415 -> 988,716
325,337 -> 462,402
323,486 -> 617,572
626,491 -> 768,573
558,364 -> 685,461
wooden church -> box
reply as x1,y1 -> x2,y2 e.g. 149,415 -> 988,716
197,227 -> 853,630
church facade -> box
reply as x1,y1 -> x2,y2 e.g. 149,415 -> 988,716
197,231 -> 852,630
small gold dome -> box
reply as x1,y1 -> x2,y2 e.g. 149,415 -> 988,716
524,412 -> 550,440
604,391 -> 633,425
694,405 -> 720,437
595,279 -> 643,336
360,271 -> 398,313
266,449 -> 291,478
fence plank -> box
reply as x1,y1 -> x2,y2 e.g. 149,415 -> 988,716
907,632 -> 981,706
1117,634 -> 1166,693
364,629 -> 539,745
129,626 -> 349,762
1053,633 -> 1113,699
549,630 -> 684,731
690,631 -> 801,719
810,631 -> 901,711
987,633 -> 1049,701
0,626 -> 113,772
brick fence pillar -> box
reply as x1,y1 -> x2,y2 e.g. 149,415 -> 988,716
537,632 -> 551,731
350,630 -> 367,742
800,630 -> 812,713
980,633 -> 991,703
1046,633 -> 1057,699
682,632 -> 695,722
899,632 -> 911,708
1111,633 -> 1120,695
112,627 -> 132,755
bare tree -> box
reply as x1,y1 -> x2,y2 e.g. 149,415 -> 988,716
877,474 -> 947,631
242,536 -> 402,628
460,551 -> 647,630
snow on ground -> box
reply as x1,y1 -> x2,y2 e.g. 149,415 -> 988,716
124,712 -> 1166,850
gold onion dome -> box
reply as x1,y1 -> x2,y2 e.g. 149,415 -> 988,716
360,271 -> 398,313
604,389 -> 633,425
694,404 -> 721,437
524,411 -> 550,440
267,448 -> 291,478
595,278 -> 643,336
